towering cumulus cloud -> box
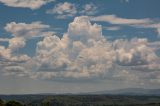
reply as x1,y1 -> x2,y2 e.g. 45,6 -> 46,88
1,16 -> 160,84
33,16 -> 115,79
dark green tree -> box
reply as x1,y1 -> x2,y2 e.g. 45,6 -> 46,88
0,99 -> 5,106
5,100 -> 23,106
42,101 -> 50,106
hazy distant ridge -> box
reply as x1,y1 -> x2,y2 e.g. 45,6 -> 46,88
86,88 -> 160,95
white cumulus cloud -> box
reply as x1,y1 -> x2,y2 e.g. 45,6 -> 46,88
80,3 -> 97,15
4,22 -> 51,39
0,0 -> 55,9
47,2 -> 98,19
1,16 -> 160,85
33,16 -> 115,79
47,2 -> 77,19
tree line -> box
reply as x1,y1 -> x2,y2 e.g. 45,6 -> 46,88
0,99 -> 23,106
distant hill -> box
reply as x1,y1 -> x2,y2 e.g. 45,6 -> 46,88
85,88 -> 160,96
1,88 -> 160,96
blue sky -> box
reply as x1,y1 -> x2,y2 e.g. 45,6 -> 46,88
0,0 -> 160,94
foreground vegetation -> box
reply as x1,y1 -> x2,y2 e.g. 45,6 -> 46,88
0,99 -> 23,106
0,95 -> 160,106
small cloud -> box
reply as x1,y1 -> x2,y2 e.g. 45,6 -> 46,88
46,2 -> 98,19
104,26 -> 121,31
91,15 -> 152,25
0,0 -> 55,10
121,0 -> 130,3
8,37 -> 26,50
4,21 -> 51,39
91,15 -> 160,37
80,3 -> 97,15
46,2 -> 77,19
0,38 -> 9,42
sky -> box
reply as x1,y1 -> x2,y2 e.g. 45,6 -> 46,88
0,0 -> 160,94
